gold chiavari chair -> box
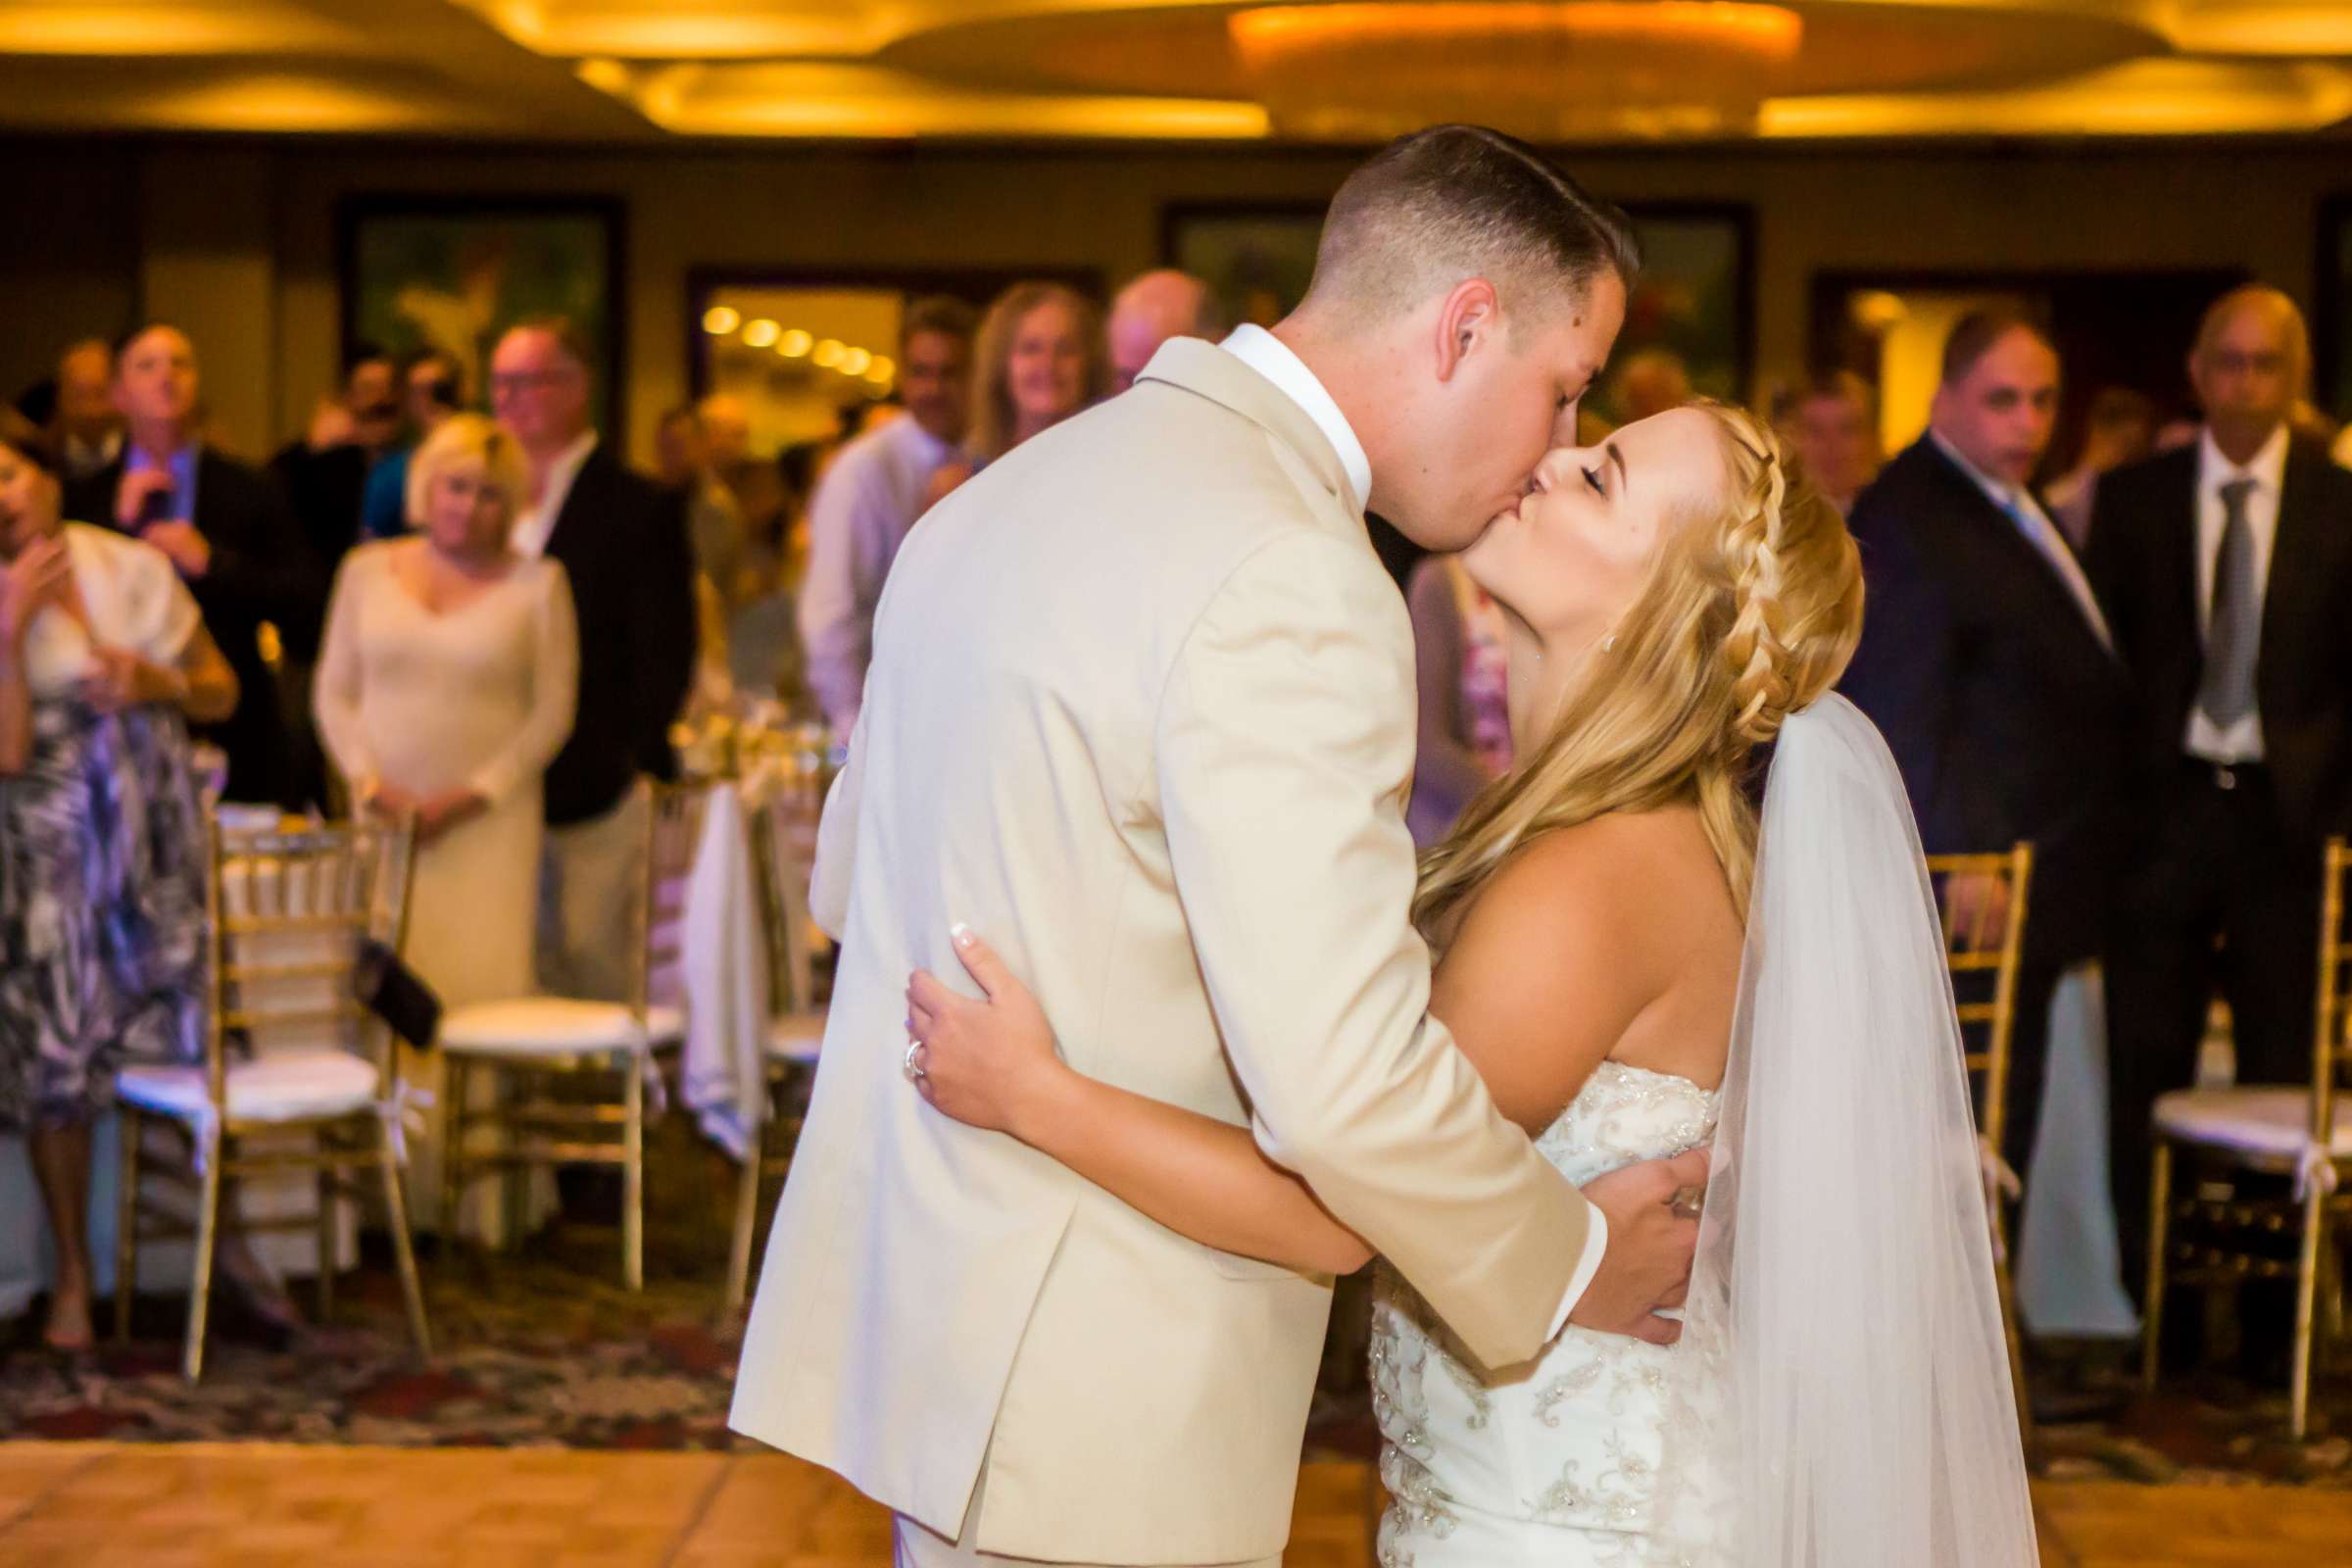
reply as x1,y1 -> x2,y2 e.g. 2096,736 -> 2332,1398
437,780 -> 701,1291
1923,843 -> 2037,1451
114,818 -> 432,1381
725,782 -> 829,1310
2144,838 -> 2352,1438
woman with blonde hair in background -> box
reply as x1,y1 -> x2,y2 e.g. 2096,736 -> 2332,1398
908,403 -> 2037,1567
923,281 -> 1109,509
313,414 -> 577,1237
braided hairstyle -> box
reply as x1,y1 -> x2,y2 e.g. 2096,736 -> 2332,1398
1413,402 -> 1863,940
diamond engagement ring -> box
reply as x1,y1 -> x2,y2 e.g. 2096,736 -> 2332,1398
903,1038 -> 928,1083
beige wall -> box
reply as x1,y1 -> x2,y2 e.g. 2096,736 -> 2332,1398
9,135 -> 2346,466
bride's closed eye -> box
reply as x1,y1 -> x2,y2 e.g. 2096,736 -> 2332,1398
1582,465 -> 1606,499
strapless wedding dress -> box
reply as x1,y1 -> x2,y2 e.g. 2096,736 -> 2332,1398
1372,1060 -> 1720,1567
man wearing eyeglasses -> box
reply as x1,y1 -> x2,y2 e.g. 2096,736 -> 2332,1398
491,318 -> 697,1002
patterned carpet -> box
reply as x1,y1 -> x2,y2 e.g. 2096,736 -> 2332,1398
1,1116 -> 756,1450
3,1128 -> 2349,1485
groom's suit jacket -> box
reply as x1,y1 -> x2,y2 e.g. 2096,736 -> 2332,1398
729,339 -> 1593,1562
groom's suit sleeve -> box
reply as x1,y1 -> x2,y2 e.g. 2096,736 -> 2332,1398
1155,528 -> 1598,1369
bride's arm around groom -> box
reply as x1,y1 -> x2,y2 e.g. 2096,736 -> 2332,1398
1152,520 -> 1639,1361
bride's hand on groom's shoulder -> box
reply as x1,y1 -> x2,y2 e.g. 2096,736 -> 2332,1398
905,925 -> 1068,1140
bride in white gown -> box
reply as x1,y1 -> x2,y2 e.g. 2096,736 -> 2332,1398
906,402 -> 2037,1567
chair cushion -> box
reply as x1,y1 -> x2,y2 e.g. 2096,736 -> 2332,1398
119,1049 -> 380,1127
2154,1087 -> 2352,1161
765,1011 -> 826,1065
440,998 -> 685,1057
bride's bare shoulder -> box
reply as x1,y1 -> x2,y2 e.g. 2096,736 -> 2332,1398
1445,808 -> 1740,1028
1430,810 -> 1726,1128
1480,807 -> 1725,917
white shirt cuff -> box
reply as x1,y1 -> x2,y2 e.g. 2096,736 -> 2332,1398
1546,1204 -> 1609,1341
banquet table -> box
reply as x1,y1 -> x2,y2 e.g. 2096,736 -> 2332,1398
676,762 -> 826,1164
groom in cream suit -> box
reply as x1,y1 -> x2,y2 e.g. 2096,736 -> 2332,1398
731,126 -> 1706,1567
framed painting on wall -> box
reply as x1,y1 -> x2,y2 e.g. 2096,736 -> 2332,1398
338,197 -> 625,436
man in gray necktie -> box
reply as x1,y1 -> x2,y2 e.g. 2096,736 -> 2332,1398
2196,476 -> 2259,728
2087,285 -> 2352,1376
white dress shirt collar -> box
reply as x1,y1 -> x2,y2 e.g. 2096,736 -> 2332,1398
1218,324 -> 1373,515
512,429 -> 600,559
2197,421 -> 2289,500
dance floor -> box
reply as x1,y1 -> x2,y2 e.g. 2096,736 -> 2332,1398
0,1444 -> 2345,1567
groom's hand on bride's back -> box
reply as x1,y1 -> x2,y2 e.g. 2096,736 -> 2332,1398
1569,1148 -> 1709,1346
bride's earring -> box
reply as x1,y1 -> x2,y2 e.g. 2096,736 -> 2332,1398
1601,632 -> 1618,654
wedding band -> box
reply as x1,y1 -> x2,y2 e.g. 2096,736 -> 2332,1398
903,1039 -> 928,1083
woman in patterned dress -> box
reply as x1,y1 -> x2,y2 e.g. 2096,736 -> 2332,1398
0,421 -> 238,1352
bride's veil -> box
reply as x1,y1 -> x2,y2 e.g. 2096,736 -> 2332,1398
1649,693 -> 2039,1566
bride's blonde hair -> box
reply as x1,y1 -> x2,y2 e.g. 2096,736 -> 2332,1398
1413,403 -> 1863,939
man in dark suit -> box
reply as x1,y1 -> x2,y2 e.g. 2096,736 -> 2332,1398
2085,285 -> 2352,1307
492,318 -> 697,1001
269,342 -> 404,599
64,324 -> 321,808
268,343 -> 405,808
1842,311 -> 2131,1191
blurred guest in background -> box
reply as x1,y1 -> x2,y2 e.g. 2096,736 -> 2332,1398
655,402 -> 750,609
360,348 -> 466,542
1771,368 -> 1882,517
698,392 -> 753,473
271,343 -> 403,581
65,324 -> 318,808
699,391 -> 789,582
1604,346 -> 1691,424
492,318 -> 695,1000
316,413 -> 577,998
801,296 -> 976,736
314,415 -> 577,1227
1842,311 -> 2128,1189
1403,553 -> 1512,847
270,343 -> 405,808
1106,270 -> 1222,395
923,281 -> 1108,509
49,340 -> 122,483
0,419 -> 239,1351
2047,386 -> 2158,549
2087,285 -> 2352,1311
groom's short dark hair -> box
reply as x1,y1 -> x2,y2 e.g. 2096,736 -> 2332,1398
1304,125 -> 1640,326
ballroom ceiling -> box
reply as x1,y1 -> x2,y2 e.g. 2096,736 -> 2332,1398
3,0 -> 2350,143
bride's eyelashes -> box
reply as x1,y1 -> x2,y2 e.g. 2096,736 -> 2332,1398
1582,466 -> 1606,499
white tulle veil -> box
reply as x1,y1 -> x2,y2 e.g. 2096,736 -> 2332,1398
1648,693 -> 2039,1566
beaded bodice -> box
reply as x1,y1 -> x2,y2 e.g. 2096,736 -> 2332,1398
1371,1060 -> 1718,1566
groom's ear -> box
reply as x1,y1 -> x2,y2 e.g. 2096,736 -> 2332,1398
1432,278 -> 1502,385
